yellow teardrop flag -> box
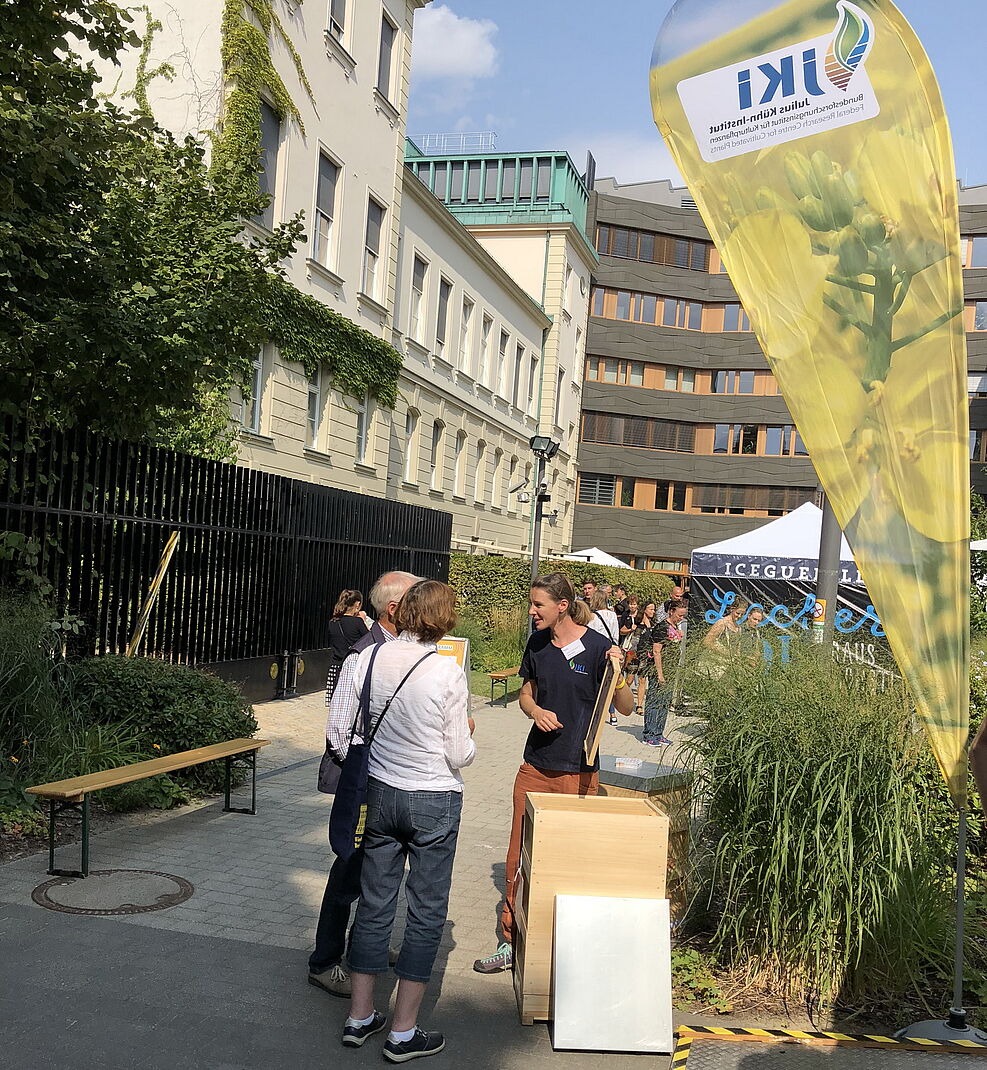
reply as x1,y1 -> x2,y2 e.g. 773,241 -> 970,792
651,0 -> 969,804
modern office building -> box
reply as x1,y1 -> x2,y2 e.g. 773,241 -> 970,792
573,178 -> 987,579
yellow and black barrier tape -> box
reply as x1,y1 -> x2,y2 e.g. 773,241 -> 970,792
677,1024 -> 987,1055
671,1034 -> 692,1065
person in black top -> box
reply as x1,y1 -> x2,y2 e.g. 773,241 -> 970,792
473,572 -> 633,974
612,584 -> 629,617
325,589 -> 369,700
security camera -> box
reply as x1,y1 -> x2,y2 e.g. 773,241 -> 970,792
509,479 -> 529,494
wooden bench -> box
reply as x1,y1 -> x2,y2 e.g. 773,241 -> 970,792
26,737 -> 270,879
488,666 -> 522,704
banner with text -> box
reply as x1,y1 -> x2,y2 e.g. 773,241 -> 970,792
651,0 -> 969,802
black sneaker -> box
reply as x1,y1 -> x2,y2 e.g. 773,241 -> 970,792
383,1028 -> 446,1062
341,1010 -> 387,1048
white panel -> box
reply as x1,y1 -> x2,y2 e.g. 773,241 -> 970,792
552,895 -> 673,1054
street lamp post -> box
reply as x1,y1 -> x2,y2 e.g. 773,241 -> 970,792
528,435 -> 560,584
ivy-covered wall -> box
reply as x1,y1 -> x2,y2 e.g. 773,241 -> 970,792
215,0 -> 402,407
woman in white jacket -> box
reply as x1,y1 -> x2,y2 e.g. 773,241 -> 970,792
333,580 -> 475,1062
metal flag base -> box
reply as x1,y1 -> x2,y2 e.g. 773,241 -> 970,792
897,810 -> 987,1045
896,1008 -> 987,1044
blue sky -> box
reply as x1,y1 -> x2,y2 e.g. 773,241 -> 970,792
408,1 -> 986,188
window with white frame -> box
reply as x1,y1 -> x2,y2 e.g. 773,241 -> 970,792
497,330 -> 509,395
256,102 -> 281,230
527,352 -> 538,414
563,263 -> 572,313
512,344 -> 525,407
554,368 -> 565,426
506,456 -> 517,511
328,0 -> 345,40
244,349 -> 266,432
362,197 -> 385,300
354,392 -> 370,464
403,409 -> 419,481
474,440 -> 486,502
460,296 -> 474,370
410,255 -> 427,342
430,420 -> 444,490
377,12 -> 397,101
479,314 -> 493,386
436,278 -> 452,358
313,152 -> 339,267
453,431 -> 467,497
306,367 -> 322,448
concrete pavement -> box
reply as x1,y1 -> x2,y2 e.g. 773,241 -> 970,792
0,688 -> 693,1068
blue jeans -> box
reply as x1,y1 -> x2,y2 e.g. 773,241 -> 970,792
643,681 -> 672,743
308,850 -> 364,973
348,778 -> 463,983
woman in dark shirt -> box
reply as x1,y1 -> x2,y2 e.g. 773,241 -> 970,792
325,589 -> 368,699
473,572 -> 632,974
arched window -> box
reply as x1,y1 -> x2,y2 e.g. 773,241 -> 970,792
403,409 -> 419,483
430,420 -> 444,491
491,448 -> 503,509
474,440 -> 487,503
453,430 -> 467,497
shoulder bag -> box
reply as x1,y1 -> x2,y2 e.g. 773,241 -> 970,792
328,646 -> 434,861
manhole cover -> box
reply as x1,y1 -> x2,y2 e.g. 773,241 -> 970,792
32,869 -> 194,916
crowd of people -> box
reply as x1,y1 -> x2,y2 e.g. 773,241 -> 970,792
309,568 -> 688,1060
579,578 -> 690,748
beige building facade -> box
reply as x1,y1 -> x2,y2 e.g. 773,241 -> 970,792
99,0 -> 584,558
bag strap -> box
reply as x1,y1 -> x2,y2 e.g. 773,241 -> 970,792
366,651 -> 435,747
349,643 -> 384,745
597,614 -> 615,644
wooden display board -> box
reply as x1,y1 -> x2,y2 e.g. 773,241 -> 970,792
582,657 -> 621,765
514,792 -> 669,1026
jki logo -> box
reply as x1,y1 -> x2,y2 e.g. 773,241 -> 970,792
737,1 -> 872,109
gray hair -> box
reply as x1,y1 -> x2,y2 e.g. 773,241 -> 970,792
369,570 -> 421,614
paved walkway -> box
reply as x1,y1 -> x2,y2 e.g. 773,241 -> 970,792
0,687 -> 695,1069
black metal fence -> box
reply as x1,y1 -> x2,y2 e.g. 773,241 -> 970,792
0,423 -> 452,698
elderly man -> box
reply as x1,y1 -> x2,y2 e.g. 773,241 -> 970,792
655,585 -> 685,624
308,570 -> 419,998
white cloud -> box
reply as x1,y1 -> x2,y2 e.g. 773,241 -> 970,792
562,130 -> 684,187
411,5 -> 499,82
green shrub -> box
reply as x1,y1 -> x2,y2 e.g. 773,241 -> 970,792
73,656 -> 256,794
0,593 -> 145,789
682,637 -> 977,1008
454,606 -> 529,672
449,553 -> 672,638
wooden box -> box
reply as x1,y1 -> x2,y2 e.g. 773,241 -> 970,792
514,792 -> 669,1025
597,756 -> 693,919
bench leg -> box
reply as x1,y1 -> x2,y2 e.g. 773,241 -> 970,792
223,751 -> 258,816
47,797 -> 89,879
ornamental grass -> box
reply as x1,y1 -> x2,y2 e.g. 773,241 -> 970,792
681,636 -> 985,1013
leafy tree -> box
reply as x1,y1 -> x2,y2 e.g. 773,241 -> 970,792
0,1 -> 303,454
1,1 -> 400,459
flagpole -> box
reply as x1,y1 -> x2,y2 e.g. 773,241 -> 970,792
897,806 -> 987,1043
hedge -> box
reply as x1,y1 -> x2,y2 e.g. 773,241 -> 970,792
73,655 -> 258,794
449,553 -> 673,636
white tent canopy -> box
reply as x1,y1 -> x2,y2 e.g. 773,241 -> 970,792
562,546 -> 632,569
690,503 -> 863,585
972,540 -> 987,551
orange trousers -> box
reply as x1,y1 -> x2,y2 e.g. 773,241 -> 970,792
500,761 -> 599,944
